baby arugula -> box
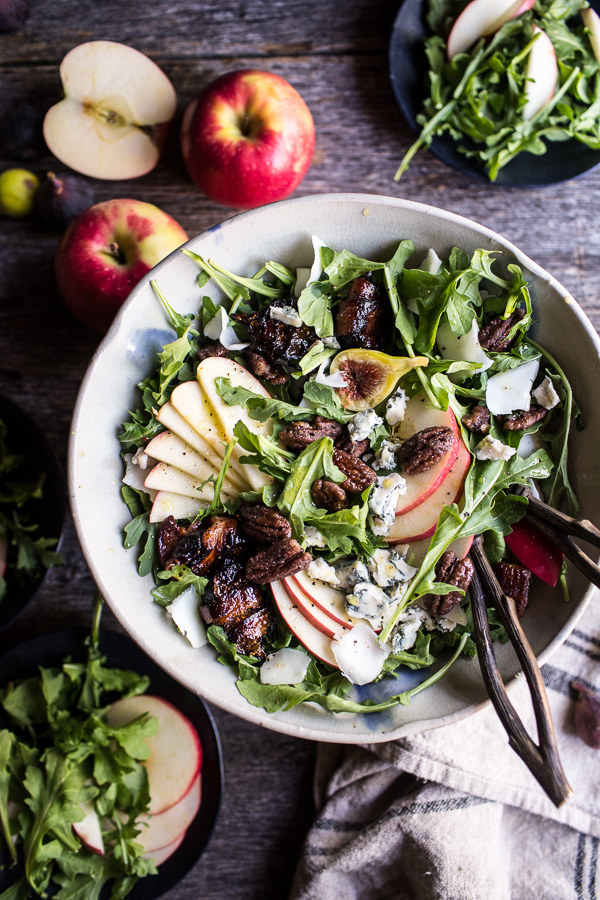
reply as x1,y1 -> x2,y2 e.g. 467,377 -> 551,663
0,599 -> 158,900
396,0 -> 600,182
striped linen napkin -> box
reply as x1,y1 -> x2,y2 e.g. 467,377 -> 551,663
291,601 -> 600,900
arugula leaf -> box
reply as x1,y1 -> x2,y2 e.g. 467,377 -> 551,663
276,438 -> 345,542
151,566 -> 208,607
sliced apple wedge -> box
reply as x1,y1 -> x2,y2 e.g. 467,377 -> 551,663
145,832 -> 184,866
270,581 -> 339,668
43,41 -> 177,180
447,0 -> 527,59
73,801 -> 104,856
281,576 -> 352,639
290,570 -> 357,629
133,774 -> 201,854
395,395 -> 460,515
169,381 -> 249,486
155,402 -> 247,491
145,432 -> 220,484
149,490 -> 204,524
196,357 -> 275,492
106,695 -> 202,816
505,518 -> 563,586
523,26 -> 558,120
144,462 -> 232,504
387,439 -> 471,544
583,8 -> 600,63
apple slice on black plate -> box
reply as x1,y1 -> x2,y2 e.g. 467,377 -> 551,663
0,394 -> 65,631
0,628 -> 223,900
389,0 -> 600,186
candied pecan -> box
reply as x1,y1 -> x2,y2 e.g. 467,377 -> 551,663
246,349 -> 288,385
422,551 -> 475,617
335,275 -> 392,351
499,405 -> 548,432
478,309 -> 525,352
311,478 -> 349,512
332,449 -> 377,492
245,538 -> 312,584
335,429 -> 370,457
279,418 -> 342,450
229,607 -> 273,660
396,426 -> 454,475
196,341 -> 229,361
495,561 -> 531,618
238,505 -> 292,542
462,405 -> 491,435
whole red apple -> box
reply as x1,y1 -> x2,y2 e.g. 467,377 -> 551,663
181,69 -> 315,209
55,199 -> 188,333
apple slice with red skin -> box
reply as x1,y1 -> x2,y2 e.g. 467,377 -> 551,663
280,575 -> 353,638
73,801 -> 105,856
289,570 -> 357,630
387,439 -> 471,544
133,773 -> 201,854
270,581 -> 340,669
106,695 -> 202,816
505,518 -> 563,587
447,0 -> 535,59
149,490 -> 203,524
522,26 -> 558,120
146,832 -> 184,866
395,395 -> 460,516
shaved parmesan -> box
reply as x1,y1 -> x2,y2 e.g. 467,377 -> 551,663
485,359 -> 539,415
332,624 -> 390,685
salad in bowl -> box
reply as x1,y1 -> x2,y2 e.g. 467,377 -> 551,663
69,194 -> 600,742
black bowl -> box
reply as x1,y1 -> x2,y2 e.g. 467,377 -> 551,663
0,627 -> 223,900
389,0 -> 600,186
0,394 -> 66,629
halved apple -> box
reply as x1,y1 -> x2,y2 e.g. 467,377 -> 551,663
395,395 -> 460,515
387,439 -> 471,544
270,581 -> 339,668
43,41 -> 177,180
105,695 -> 202,816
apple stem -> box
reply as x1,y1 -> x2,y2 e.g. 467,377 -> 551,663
109,241 -> 127,265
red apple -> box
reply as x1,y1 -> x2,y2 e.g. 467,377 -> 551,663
504,518 -> 563,586
54,199 -> 188,333
181,69 -> 315,209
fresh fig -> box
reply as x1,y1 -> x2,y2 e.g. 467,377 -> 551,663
572,681 -> 600,749
0,103 -> 45,160
329,349 -> 428,411
0,168 -> 39,218
35,172 -> 95,230
0,0 -> 29,31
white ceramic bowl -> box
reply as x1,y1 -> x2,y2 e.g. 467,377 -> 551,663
69,193 -> 600,744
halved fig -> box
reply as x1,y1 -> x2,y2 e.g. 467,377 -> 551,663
329,349 -> 428,411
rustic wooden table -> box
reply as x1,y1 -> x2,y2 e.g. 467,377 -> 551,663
2,1 -> 600,898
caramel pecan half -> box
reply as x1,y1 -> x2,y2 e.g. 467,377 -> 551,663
478,309 -> 525,352
245,538 -> 312,584
498,405 -> 548,432
196,341 -> 229,361
279,418 -> 343,450
238,505 -> 292,543
422,551 -> 475,617
335,431 -> 370,457
332,449 -> 377,492
495,561 -> 532,618
462,405 -> 491,435
396,426 -> 454,475
246,349 -> 288,385
311,478 -> 349,512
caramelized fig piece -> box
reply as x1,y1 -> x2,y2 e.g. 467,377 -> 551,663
329,348 -> 428,411
335,276 -> 391,350
229,607 -> 273,660
202,557 -> 263,628
572,681 -> 600,749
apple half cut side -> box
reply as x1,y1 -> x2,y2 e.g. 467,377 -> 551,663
280,576 -> 352,639
447,0 -> 534,59
289,570 -> 357,629
387,439 -> 471,545
270,581 -> 340,668
105,695 -> 202,816
395,395 -> 460,515
43,41 -> 177,180
196,356 -> 275,493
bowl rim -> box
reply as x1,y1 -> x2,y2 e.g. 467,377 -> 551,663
68,191 -> 600,743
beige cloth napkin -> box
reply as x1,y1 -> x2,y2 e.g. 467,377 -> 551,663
291,599 -> 600,900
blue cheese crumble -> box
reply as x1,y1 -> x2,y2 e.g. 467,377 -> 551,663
533,375 -> 560,410
385,388 -> 407,426
348,408 -> 383,442
475,435 -> 516,461
369,473 -> 407,536
269,305 -> 303,327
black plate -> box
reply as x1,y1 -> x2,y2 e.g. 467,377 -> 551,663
0,394 -> 66,629
389,0 -> 600,186
0,628 -> 223,900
